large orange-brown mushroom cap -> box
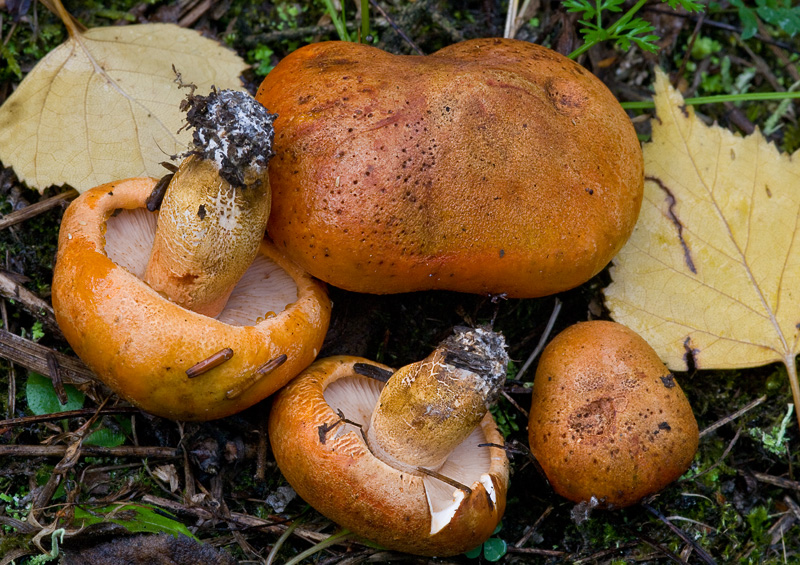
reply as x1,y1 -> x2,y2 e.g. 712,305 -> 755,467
52,178 -> 331,421
268,356 -> 509,557
256,38 -> 644,297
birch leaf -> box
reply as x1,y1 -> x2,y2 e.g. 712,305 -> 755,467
0,23 -> 247,193
604,69 -> 800,423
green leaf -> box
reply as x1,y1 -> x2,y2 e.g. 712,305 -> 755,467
483,538 -> 508,562
74,504 -> 197,539
83,426 -> 127,448
30,321 -> 45,342
666,0 -> 705,12
463,545 -> 483,558
756,4 -> 800,36
730,0 -> 760,40
26,372 -> 84,415
563,0 -> 596,17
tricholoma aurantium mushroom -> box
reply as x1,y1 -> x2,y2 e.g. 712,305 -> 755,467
52,89 -> 331,421
256,38 -> 644,297
528,321 -> 699,508
269,327 -> 510,556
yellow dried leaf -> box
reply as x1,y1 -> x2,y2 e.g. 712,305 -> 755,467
0,23 -> 247,193
604,69 -> 800,420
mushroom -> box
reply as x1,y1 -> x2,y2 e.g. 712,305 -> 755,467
51,90 -> 331,421
256,38 -> 643,297
268,327 -> 510,556
527,321 -> 699,508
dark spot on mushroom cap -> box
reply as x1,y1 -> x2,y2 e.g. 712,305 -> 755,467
660,374 -> 676,388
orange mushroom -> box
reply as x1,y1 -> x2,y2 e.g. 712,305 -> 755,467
528,321 -> 699,508
268,327 -> 510,556
256,38 -> 643,297
52,90 -> 331,421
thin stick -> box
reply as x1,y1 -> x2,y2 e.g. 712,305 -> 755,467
0,329 -> 100,388
515,505 -> 553,548
0,445 -> 179,458
501,389 -> 529,419
226,354 -> 287,399
416,466 -> 472,495
1,295 -> 14,418
699,395 -> 767,437
368,0 -> 424,55
750,471 -> 800,491
0,407 -> 138,429
641,502 -> 717,565
0,269 -> 61,335
0,189 -> 78,231
516,297 -> 562,382
186,347 -> 234,378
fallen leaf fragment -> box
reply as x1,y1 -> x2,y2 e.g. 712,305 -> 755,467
0,23 -> 247,193
604,69 -> 800,425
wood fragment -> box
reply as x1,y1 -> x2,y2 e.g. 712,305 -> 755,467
415,466 -> 472,495
0,444 -> 180,458
0,269 -> 62,336
0,329 -> 101,388
225,354 -> 286,399
700,395 -> 767,437
146,173 -> 173,211
750,471 -> 800,491
142,494 -> 335,544
46,352 -> 68,405
186,347 -> 234,378
353,362 -> 393,382
0,189 -> 78,231
0,407 -> 138,429
256,353 -> 287,375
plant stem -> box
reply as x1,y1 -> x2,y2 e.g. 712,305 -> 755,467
569,0 -> 649,59
360,0 -> 370,41
322,0 -> 350,41
783,355 -> 800,431
621,90 -> 800,110
283,529 -> 352,565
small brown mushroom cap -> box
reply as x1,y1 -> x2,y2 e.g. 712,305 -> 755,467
52,178 -> 331,421
268,356 -> 509,556
528,321 -> 698,508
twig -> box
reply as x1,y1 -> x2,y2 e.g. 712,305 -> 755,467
368,0 -> 424,55
750,471 -> 800,492
142,495 -> 336,544
0,329 -> 100,389
0,445 -> 180,458
1,294 -> 14,418
0,407 -> 139,429
505,545 -> 568,557
515,297 -> 562,382
0,269 -> 62,336
0,189 -> 77,231
514,504 -> 553,547
699,395 -> 766,438
641,502 -> 717,565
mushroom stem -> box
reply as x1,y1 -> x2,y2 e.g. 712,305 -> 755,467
144,89 -> 276,317
366,327 -> 508,473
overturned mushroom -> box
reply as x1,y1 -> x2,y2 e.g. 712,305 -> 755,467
268,327 -> 510,556
52,90 -> 331,421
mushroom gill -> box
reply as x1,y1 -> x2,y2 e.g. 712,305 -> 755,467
105,207 -> 298,327
322,375 -> 496,534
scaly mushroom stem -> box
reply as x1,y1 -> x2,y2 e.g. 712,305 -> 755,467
366,327 -> 508,473
144,89 -> 276,317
